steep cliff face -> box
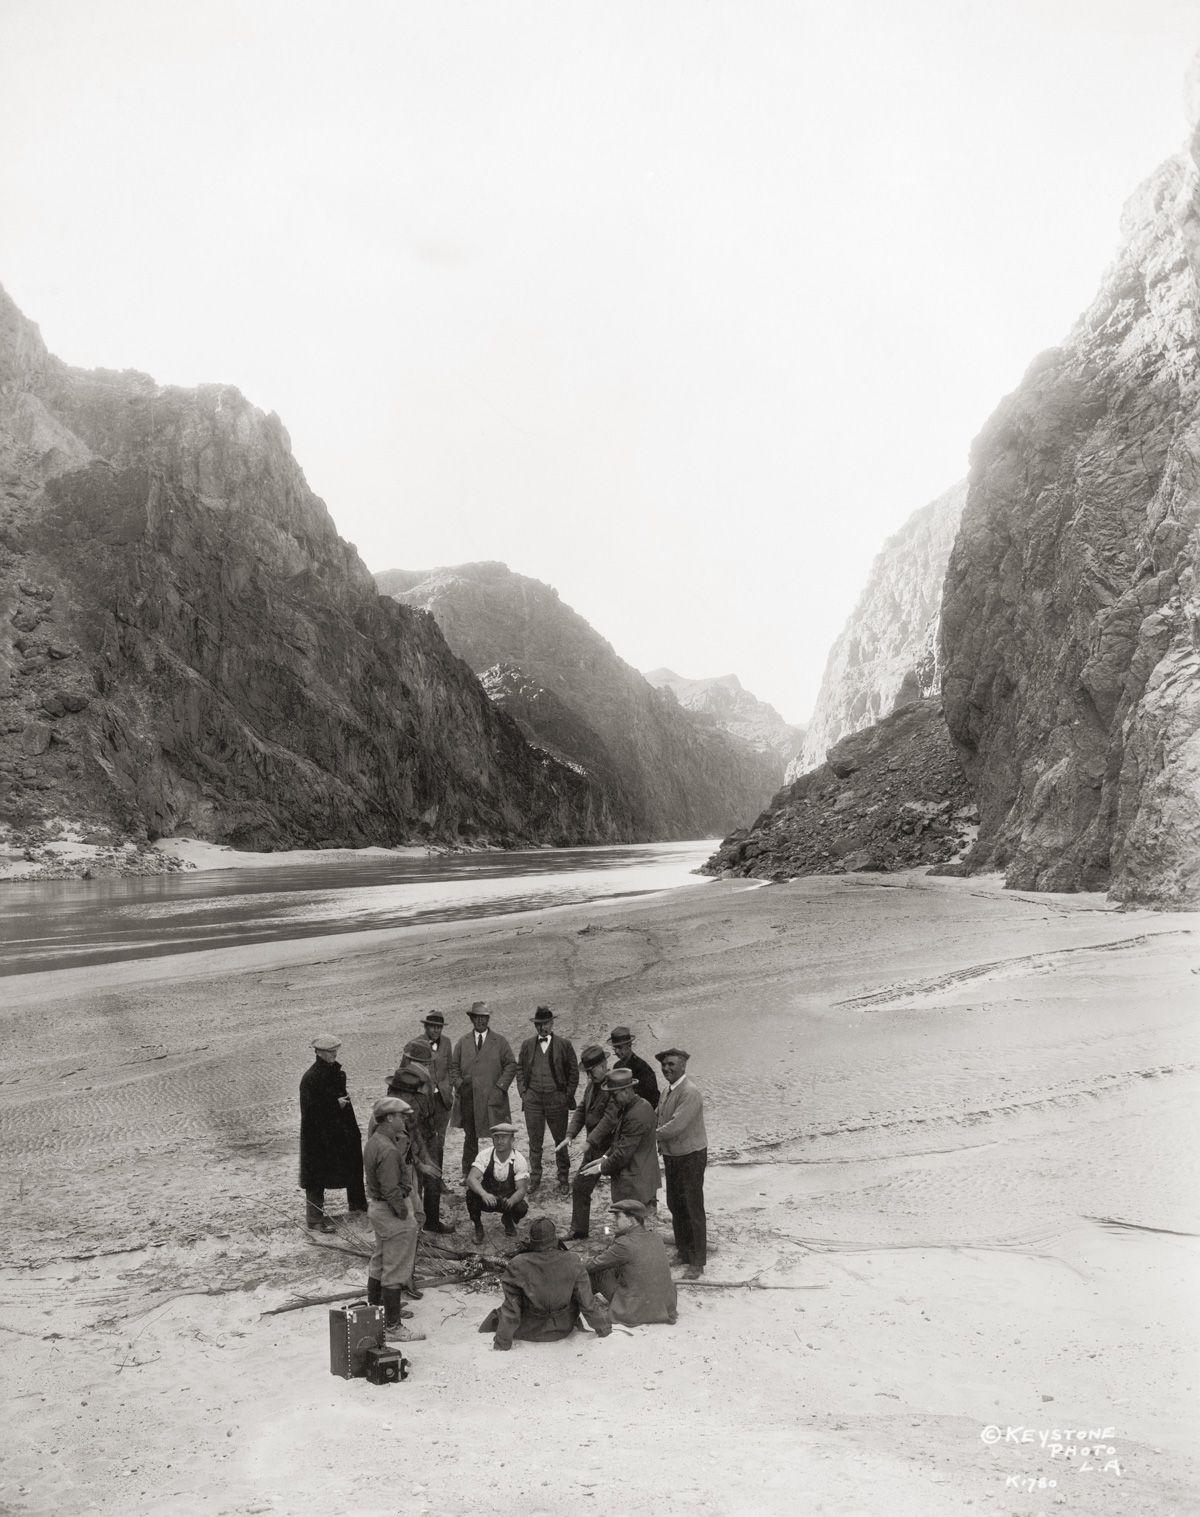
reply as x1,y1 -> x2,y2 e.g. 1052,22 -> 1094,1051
941,127 -> 1200,905
794,480 -> 966,776
642,668 -> 804,770
703,699 -> 975,881
0,286 -> 608,853
376,561 -> 782,840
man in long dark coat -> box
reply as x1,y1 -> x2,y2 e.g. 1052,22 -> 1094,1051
449,1002 -> 517,1177
608,1026 -> 661,1108
299,1034 -> 366,1231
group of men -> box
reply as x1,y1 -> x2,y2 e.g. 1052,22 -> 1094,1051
297,1004 -> 709,1349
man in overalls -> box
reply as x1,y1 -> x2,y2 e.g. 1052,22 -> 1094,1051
465,1122 -> 530,1244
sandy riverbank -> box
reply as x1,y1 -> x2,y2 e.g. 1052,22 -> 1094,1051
1,871 -> 1198,1516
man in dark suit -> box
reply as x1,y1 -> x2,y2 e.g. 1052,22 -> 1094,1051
417,1012 -> 454,1180
578,1067 -> 660,1207
299,1033 -> 366,1231
608,1026 -> 660,1108
516,1006 -> 580,1195
449,1002 -> 517,1177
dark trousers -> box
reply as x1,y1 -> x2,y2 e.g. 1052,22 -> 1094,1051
418,1170 -> 443,1230
466,1191 -> 529,1232
570,1167 -> 602,1237
429,1105 -> 451,1167
305,1174 -> 366,1226
663,1148 -> 707,1266
460,1098 -> 483,1176
523,1091 -> 570,1185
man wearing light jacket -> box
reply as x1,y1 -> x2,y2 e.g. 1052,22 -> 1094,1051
655,1048 -> 708,1280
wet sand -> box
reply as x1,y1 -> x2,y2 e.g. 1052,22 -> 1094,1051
1,871 -> 1198,1515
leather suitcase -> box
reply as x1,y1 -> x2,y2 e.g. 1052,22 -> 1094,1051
329,1301 -> 386,1378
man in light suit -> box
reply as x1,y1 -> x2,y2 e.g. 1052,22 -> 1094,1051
655,1048 -> 708,1279
449,1002 -> 517,1178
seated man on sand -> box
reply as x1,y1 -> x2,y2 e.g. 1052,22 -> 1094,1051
465,1122 -> 531,1243
481,1216 -> 612,1350
587,1199 -> 678,1326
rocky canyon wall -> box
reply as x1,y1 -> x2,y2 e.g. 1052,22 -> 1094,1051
0,286 -> 610,853
941,124 -> 1200,906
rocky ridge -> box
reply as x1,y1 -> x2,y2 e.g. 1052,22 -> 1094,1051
793,480 -> 966,777
643,667 -> 804,770
377,561 -> 783,840
702,698 -> 975,881
941,118 -> 1200,905
0,286 -> 612,861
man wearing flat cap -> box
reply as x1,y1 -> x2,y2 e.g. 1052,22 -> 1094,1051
578,1067 -> 661,1208
516,1006 -> 579,1196
298,1035 -> 366,1232
587,1199 -> 677,1326
363,1097 -> 424,1343
565,1044 -> 613,1239
483,1216 -> 612,1350
450,1002 -> 518,1179
607,1026 -> 660,1109
655,1048 -> 708,1279
465,1122 -> 531,1243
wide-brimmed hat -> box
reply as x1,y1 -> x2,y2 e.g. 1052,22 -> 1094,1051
468,1002 -> 491,1019
533,1006 -> 554,1023
601,1068 -> 635,1092
312,1034 -> 341,1051
403,1038 -> 433,1062
390,1068 -> 424,1092
580,1044 -> 607,1069
421,1011 -> 445,1027
607,1026 -> 633,1043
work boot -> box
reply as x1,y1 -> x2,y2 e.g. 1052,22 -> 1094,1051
423,1220 -> 456,1235
683,1265 -> 705,1281
501,1213 -> 517,1236
382,1286 -> 414,1325
404,1283 -> 424,1302
367,1275 -> 382,1307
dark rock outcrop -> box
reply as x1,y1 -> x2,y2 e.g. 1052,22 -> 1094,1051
702,699 -> 976,881
940,122 -> 1200,905
794,481 -> 966,777
642,668 -> 804,772
0,286 -> 608,853
377,561 -> 782,840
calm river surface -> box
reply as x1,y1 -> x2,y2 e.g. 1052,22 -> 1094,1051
0,839 -> 716,978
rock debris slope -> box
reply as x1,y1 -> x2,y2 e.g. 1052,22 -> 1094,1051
377,561 -> 782,840
642,667 -> 804,772
941,114 -> 1200,905
702,698 -> 975,881
0,285 -> 607,853
794,481 -> 966,777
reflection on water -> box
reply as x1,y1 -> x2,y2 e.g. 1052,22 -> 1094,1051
0,840 -> 715,977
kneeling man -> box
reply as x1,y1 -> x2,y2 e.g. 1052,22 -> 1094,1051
587,1199 -> 677,1326
466,1122 -> 531,1243
486,1216 -> 612,1350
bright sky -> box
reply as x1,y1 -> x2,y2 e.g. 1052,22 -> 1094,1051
1,2 -> 1195,723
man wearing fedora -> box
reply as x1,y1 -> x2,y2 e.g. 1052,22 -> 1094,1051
578,1067 -> 661,1207
417,1011 -> 454,1181
655,1048 -> 708,1280
607,1026 -> 660,1108
565,1043 -> 613,1239
484,1215 -> 612,1349
298,1034 -> 367,1232
383,1060 -> 454,1235
449,1002 -> 517,1178
516,1005 -> 579,1196
587,1199 -> 678,1326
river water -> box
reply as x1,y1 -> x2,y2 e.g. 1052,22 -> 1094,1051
0,839 -> 715,978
